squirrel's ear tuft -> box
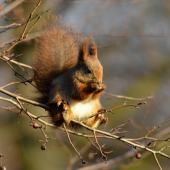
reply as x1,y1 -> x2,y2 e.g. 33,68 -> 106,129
79,38 -> 88,62
89,36 -> 97,58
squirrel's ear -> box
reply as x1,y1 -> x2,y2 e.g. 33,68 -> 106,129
79,38 -> 88,62
89,36 -> 97,58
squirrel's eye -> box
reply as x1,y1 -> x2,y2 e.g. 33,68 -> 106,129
87,69 -> 92,73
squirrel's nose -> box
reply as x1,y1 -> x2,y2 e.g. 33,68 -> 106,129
96,80 -> 102,85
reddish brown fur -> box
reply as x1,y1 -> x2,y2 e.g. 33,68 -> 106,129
82,39 -> 88,61
33,16 -> 80,103
89,36 -> 97,57
48,103 -> 72,127
33,16 -> 107,128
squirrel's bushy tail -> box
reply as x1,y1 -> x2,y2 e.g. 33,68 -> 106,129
33,16 -> 81,103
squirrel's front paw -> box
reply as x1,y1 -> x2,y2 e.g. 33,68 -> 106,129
57,100 -> 71,125
99,84 -> 107,91
62,100 -> 69,111
101,116 -> 108,126
91,83 -> 107,92
57,100 -> 69,110
57,100 -> 62,106
97,109 -> 108,126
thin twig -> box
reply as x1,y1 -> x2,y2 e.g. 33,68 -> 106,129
0,0 -> 25,18
39,127 -> 49,145
2,59 -> 35,88
2,55 -> 32,69
0,93 -> 170,164
0,14 -> 42,34
0,87 -> 49,110
66,142 -> 92,170
16,96 -> 34,122
0,96 -> 112,139
63,123 -> 86,164
78,125 -> 170,170
1,82 -> 21,89
93,131 -> 107,161
55,132 -> 73,169
0,0 -> 43,57
153,153 -> 162,170
107,102 -> 147,112
84,102 -> 147,121
71,119 -> 170,160
0,23 -> 21,29
0,32 -> 39,49
103,92 -> 154,101
20,0 -> 42,40
24,9 -> 50,39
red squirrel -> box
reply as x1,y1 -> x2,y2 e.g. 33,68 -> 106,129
33,17 -> 107,128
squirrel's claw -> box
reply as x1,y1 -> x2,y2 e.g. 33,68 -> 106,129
91,83 -> 107,92
102,116 -> 109,126
57,100 -> 62,106
57,100 -> 68,108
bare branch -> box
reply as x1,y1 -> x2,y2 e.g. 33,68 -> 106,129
0,23 -> 21,29
103,92 -> 154,101
0,0 -> 25,19
0,93 -> 170,167
63,123 -> 86,164
1,55 -> 32,69
0,87 -> 49,110
93,131 -> 107,161
153,153 -> 162,170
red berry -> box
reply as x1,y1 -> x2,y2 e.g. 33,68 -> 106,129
41,144 -> 46,150
33,122 -> 39,129
136,153 -> 141,159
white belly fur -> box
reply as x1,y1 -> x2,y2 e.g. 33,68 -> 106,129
69,98 -> 99,121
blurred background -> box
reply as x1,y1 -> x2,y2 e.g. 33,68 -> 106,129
0,0 -> 170,169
